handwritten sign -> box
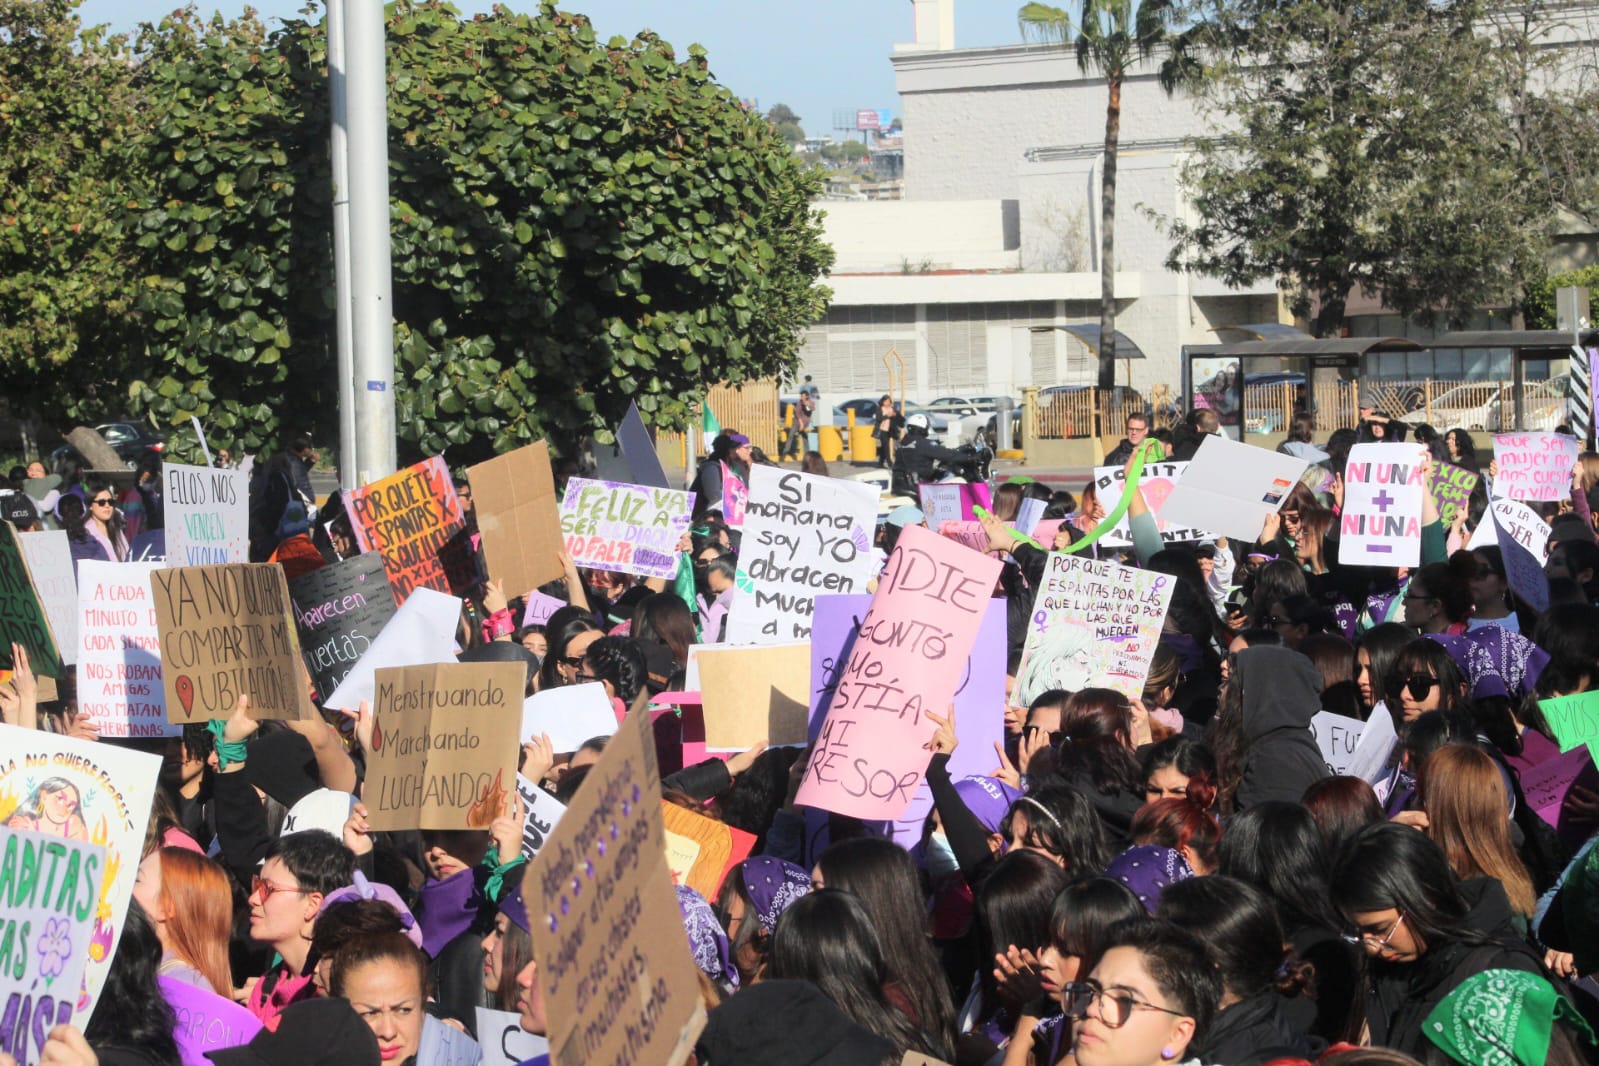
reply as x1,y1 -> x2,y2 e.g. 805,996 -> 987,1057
720,463 -> 748,528
18,531 -> 76,666
1495,506 -> 1550,613
559,477 -> 693,580
160,975 -> 262,1066
76,561 -> 171,738
1540,690 -> 1599,766
1428,462 -> 1479,528
1468,498 -> 1550,560
1015,497 -> 1047,537
936,521 -> 989,555
1016,553 -> 1174,705
726,467 -> 878,644
0,726 -> 160,1021
364,662 -> 521,831
288,554 -> 397,704
918,482 -> 992,528
151,564 -> 313,723
344,456 -> 476,605
1343,705 -> 1398,787
1339,444 -> 1426,567
0,520 -> 62,678
1092,462 -> 1211,545
796,524 -> 1001,820
476,1007 -> 548,1066
527,701 -> 706,1066
522,590 -> 565,628
0,827 -> 105,1066
695,642 -> 810,749
1310,711 -> 1365,775
323,586 -> 460,712
515,774 -> 567,861
163,462 -> 248,566
661,801 -> 755,899
1520,747 -> 1595,830
1493,432 -> 1578,502
467,442 -> 565,597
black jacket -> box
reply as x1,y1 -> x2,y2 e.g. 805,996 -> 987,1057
1104,438 -> 1136,466
1198,989 -> 1321,1066
892,435 -> 968,495
1232,646 -> 1331,810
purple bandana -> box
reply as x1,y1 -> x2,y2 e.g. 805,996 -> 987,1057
1462,625 -> 1547,697
738,857 -> 811,933
1106,845 -> 1193,912
499,884 -> 530,934
1426,633 -> 1508,701
676,885 -> 737,989
953,776 -> 1022,834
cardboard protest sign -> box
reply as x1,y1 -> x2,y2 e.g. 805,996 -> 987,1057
694,642 -> 810,749
344,456 -> 476,605
937,521 -> 989,555
0,826 -> 106,1066
1468,497 -> 1550,556
559,477 -> 694,580
161,975 -> 262,1066
150,564 -> 315,723
522,590 -> 565,628
1495,506 -> 1551,613
661,801 -> 756,899
323,586 -> 460,712
1338,444 -> 1426,567
1310,711 -> 1365,775
364,662 -> 523,831
1092,462 -> 1211,546
163,462 -> 249,566
0,519 -> 62,678
919,482 -> 993,528
527,701 -> 706,1066
76,560 -> 171,738
1493,432 -> 1578,502
1429,462 -> 1479,528
18,531 -> 76,666
720,463 -> 748,528
797,524 -> 1002,821
591,402 -> 669,490
1015,554 -> 1175,704
809,594 -> 1007,850
288,553 -> 397,703
1159,436 -> 1308,542
1539,690 -> 1599,765
0,725 -> 160,1021
521,682 -> 618,753
467,442 -> 565,595
727,467 -> 878,644
515,774 -> 567,861
476,1007 -> 549,1066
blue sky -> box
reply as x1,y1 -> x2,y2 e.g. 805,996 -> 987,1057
75,1 -> 1029,139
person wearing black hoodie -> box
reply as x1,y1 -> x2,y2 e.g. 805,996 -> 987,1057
1210,645 -> 1330,813
1330,823 -> 1549,1059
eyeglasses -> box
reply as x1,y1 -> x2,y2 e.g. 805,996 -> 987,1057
90,497 -> 115,507
1400,675 -> 1438,700
1062,981 -> 1188,1028
1280,511 -> 1301,522
1340,912 -> 1405,949
250,876 -> 310,903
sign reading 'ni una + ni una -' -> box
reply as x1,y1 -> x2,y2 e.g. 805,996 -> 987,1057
288,553 -> 397,704
1338,443 -> 1426,567
344,456 -> 477,605
559,477 -> 694,580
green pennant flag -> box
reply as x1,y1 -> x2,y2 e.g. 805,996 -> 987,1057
702,402 -> 721,439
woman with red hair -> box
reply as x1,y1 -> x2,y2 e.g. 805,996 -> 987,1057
131,845 -> 235,995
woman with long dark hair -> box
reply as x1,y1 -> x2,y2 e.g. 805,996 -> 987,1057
1051,689 -> 1146,846
536,613 -> 601,691
966,850 -> 1070,1052
1384,639 -> 1469,727
574,634 -> 646,704
1140,736 -> 1218,810
82,901 -> 182,1065
1357,622 -> 1416,718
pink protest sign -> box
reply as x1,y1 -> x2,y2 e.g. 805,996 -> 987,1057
1493,432 -> 1578,502
937,520 -> 990,555
721,463 -> 748,528
160,975 -> 262,1066
796,524 -> 1002,820
1520,747 -> 1595,829
919,482 -> 993,527
1031,519 -> 1065,549
521,590 -> 566,628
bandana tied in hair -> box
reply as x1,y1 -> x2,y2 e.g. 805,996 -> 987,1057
676,885 -> 737,989
1423,969 -> 1593,1066
1106,845 -> 1194,912
738,857 -> 811,933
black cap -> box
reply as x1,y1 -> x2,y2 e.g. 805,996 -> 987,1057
205,997 -> 379,1066
1,492 -> 37,528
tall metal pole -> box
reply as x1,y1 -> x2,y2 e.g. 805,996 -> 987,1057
343,0 -> 397,484
327,0 -> 358,491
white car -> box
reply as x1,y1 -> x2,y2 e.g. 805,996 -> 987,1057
1399,380 -> 1566,432
922,395 -> 1012,442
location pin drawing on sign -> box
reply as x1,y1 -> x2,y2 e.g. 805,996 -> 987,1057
175,675 -> 195,718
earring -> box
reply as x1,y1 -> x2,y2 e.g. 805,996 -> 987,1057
1161,1050 -> 1178,1062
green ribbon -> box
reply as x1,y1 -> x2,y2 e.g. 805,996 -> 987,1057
205,719 -> 248,770
973,505 -> 1042,551
480,844 -> 528,903
1055,440 -> 1153,555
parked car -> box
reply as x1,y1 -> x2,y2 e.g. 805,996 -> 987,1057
925,395 -> 1014,442
982,385 -> 1143,447
1399,379 -> 1565,432
833,398 -> 950,435
50,421 -> 167,470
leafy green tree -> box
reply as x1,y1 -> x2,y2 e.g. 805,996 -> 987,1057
1524,266 -> 1599,331
1019,0 -> 1188,389
766,101 -> 805,144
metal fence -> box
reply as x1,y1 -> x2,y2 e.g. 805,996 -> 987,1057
1247,378 -> 1568,435
656,379 -> 782,466
1032,384 -> 1177,439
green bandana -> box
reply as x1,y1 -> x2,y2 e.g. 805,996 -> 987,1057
1423,969 -> 1594,1066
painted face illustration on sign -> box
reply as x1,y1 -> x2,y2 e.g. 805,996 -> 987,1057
1015,626 -> 1094,708
6,778 -> 89,840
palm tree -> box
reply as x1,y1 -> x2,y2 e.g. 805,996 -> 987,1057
1020,0 -> 1195,391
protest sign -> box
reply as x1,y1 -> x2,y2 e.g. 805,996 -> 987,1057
1540,690 -> 1599,765
415,1016 -> 483,1066
937,521 -> 990,555
288,553 -> 397,704
919,482 -> 993,528
1015,497 -> 1046,537
1031,519 -> 1064,550
0,826 -> 106,1066
1310,711 -> 1365,775
521,682 -> 618,754
1519,747 -> 1595,830
160,975 -> 262,1066
76,560 -> 171,738
809,594 -> 1006,850
1343,704 -> 1398,786
661,801 -> 756,899
1091,462 -> 1211,545
797,524 -> 1002,821
364,662 -> 523,831
1159,435 -> 1308,542
0,520 -> 62,679
18,531 -> 76,666
1493,432 -> 1579,502
592,401 -> 669,490
1467,497 -> 1551,556
726,467 -> 878,644
515,774 -> 567,861
163,462 -> 249,566
721,463 -> 748,528
1338,444 -> 1426,567
0,726 -> 159,1021
323,586 -> 460,712
1015,554 -> 1175,704
559,477 -> 694,580
1428,462 -> 1479,528
151,564 -> 314,724
527,701 -> 706,1066
522,590 -> 565,628
695,642 -> 810,749
476,1008 -> 549,1066
1495,507 -> 1551,613
467,442 -> 565,596
344,456 -> 476,605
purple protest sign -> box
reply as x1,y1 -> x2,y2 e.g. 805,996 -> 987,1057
558,477 -> 694,580
1495,506 -> 1551,613
521,590 -> 566,628
919,482 -> 993,526
161,975 -> 263,1066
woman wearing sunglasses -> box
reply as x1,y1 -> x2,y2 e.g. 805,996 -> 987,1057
245,829 -> 357,1021
1383,639 -> 1468,725
61,477 -> 128,570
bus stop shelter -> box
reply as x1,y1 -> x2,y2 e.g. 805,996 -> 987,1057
1427,330 -> 1599,434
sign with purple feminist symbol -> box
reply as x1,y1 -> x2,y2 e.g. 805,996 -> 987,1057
1339,443 -> 1426,567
